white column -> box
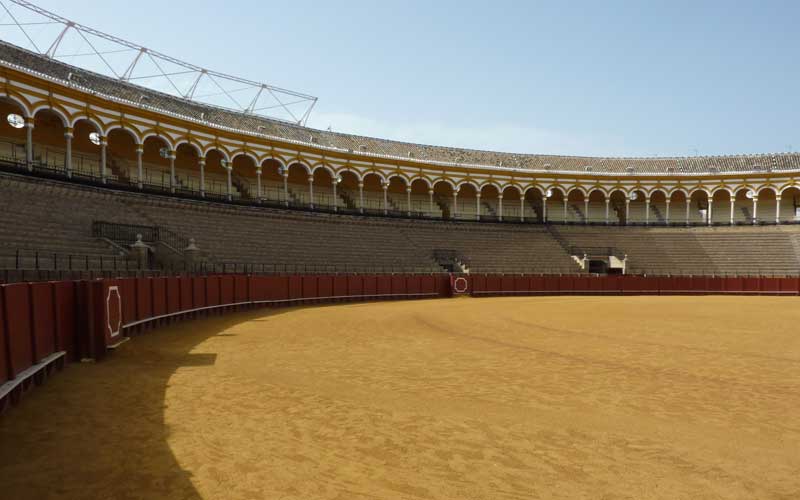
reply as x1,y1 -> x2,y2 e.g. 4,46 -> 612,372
729,198 -> 735,225
605,198 -> 610,224
406,187 -> 412,216
428,189 -> 434,215
256,167 -> 262,200
707,197 -> 713,226
752,197 -> 758,224
136,146 -> 143,189
452,191 -> 458,219
542,198 -> 547,223
476,193 -> 481,221
665,199 -> 671,225
100,137 -> 107,184
25,119 -> 34,170
382,184 -> 388,215
685,198 -> 691,226
308,176 -> 315,209
332,179 -> 338,212
199,157 -> 206,197
282,171 -> 289,206
776,196 -> 782,224
168,152 -> 176,193
358,182 -> 364,214
225,165 -> 232,201
498,194 -> 504,221
625,199 -> 630,225
645,198 -> 651,225
520,197 -> 525,222
584,198 -> 590,224
64,129 -> 73,178
563,198 -> 568,223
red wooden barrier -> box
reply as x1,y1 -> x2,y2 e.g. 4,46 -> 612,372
348,275 -> 363,296
220,275 -> 235,305
778,277 -> 799,295
288,276 -> 302,300
30,282 -> 56,362
318,276 -> 333,299
604,275 -> 621,294
301,276 -> 318,300
724,276 -> 743,294
270,276 -> 290,301
333,276 -> 348,297
376,276 -> 391,296
192,277 -> 207,308
234,276 -> 249,303
152,277 -> 167,317
420,275 -> 435,295
760,277 -> 780,294
364,276 -> 379,296
53,281 -> 77,359
587,276 -> 604,294
206,276 -> 221,306
743,277 -> 760,293
485,275 -> 501,293
514,276 -> 529,293
119,278 -> 137,324
179,277 -> 193,311
136,277 -> 152,320
0,290 -> 7,384
3,283 -> 33,377
390,275 -> 405,296
529,275 -> 545,294
543,276 -> 560,293
165,277 -> 180,314
407,275 -> 421,295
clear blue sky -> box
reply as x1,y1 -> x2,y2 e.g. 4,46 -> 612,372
16,1 -> 800,157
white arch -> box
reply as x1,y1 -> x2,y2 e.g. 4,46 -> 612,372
105,125 -> 142,145
174,140 -> 203,157
231,151 -> 259,168
141,133 -> 174,150
70,115 -> 103,132
30,105 -> 69,127
0,93 -> 31,117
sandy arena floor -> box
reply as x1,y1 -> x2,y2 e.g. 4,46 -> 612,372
1,296 -> 799,499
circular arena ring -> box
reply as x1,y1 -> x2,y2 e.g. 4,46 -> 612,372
1,295 -> 799,499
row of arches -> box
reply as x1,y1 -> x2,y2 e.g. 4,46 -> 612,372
1,96 -> 798,224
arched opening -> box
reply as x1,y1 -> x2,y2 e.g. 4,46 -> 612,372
711,190 -> 732,225
756,188 -> 777,224
386,175 -> 408,214
480,184 -> 500,221
259,159 -> 285,204
336,170 -> 361,212
732,188 -> 754,224
231,154 -> 258,200
668,190 -> 688,225
548,187 -> 566,223
284,163 -> 310,207
140,135 -> 172,190
566,189 -> 586,224
312,167 -> 335,209
627,189 -> 648,225
502,186 -> 522,221
649,190 -> 668,225
432,180 -> 454,219
205,149 -> 232,199
70,119 -> 102,178
688,191 -> 709,225
781,187 -> 800,223
409,178 -> 434,217
0,97 -> 28,163
587,189 -> 606,224
174,143 -> 201,193
31,108 -> 67,171
106,128 -> 139,184
361,172 -> 385,214
608,190 -> 627,225
456,183 -> 479,221
524,188 -> 544,223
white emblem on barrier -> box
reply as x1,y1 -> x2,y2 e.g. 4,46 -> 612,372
453,277 -> 469,294
106,286 -> 122,338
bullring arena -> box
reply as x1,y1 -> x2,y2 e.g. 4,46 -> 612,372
1,2 -> 800,499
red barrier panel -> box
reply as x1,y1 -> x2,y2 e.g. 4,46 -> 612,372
206,276 -> 221,306
587,276 -> 604,293
152,277 -> 167,317
192,277 -> 207,308
301,276 -> 318,299
285,276 -> 300,300
420,275 -> 435,295
760,277 -> 780,294
364,276 -> 379,296
529,275 -> 545,293
514,276 -> 529,293
179,277 -> 193,311
470,274 -> 485,294
165,278 -> 180,314
376,276 -> 391,296
136,277 -> 152,319
779,277 -> 799,295
486,275 -> 502,293
543,276 -> 560,293
707,277 -> 724,293
268,276 -> 289,301
499,276 -> 513,293
348,276 -> 363,296
743,277 -> 761,293
220,276 -> 235,305
604,275 -> 621,294
234,276 -> 249,303
53,281 -> 76,359
248,276 -> 266,302
690,276 -> 709,293
317,276 -> 334,298
562,276 -> 578,293
657,276 -> 677,294
118,278 -> 137,324
407,275 -> 421,295
573,276 -> 589,293
30,282 -> 56,362
333,276 -> 348,297
723,276 -> 743,294
391,275 -> 406,295
673,277 -> 692,294
2,283 -> 33,377
0,291 -> 7,384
